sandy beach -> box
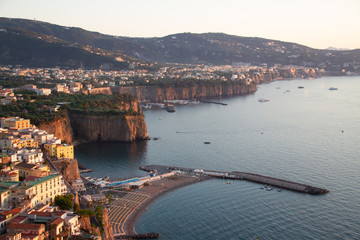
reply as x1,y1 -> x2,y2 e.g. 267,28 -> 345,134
106,173 -> 210,236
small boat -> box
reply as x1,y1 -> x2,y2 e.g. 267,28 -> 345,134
277,189 -> 282,192
204,141 -> 211,144
258,98 -> 270,102
298,86 -> 304,89
329,87 -> 338,90
226,182 -> 231,184
166,104 -> 175,112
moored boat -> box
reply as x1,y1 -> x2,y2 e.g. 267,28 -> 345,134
258,98 -> 270,102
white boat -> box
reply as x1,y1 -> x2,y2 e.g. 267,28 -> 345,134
258,98 -> 270,102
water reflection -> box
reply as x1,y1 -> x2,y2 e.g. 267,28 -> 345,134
75,140 -> 148,178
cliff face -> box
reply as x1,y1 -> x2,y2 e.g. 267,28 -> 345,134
38,97 -> 146,144
114,82 -> 257,102
38,116 -> 73,144
52,158 -> 80,182
101,208 -> 114,240
69,113 -> 148,143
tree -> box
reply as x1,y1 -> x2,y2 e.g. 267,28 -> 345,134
76,209 -> 95,217
54,194 -> 73,210
73,203 -> 80,212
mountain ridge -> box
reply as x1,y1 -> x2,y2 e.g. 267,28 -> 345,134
0,17 -> 359,71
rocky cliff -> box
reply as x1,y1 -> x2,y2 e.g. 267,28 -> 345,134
52,158 -> 80,182
113,82 -> 257,102
38,96 -> 147,144
101,207 -> 114,240
38,116 -> 73,144
69,113 -> 148,143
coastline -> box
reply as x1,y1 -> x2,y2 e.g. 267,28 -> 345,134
111,174 -> 211,236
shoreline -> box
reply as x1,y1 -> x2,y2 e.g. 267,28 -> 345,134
116,174 -> 211,235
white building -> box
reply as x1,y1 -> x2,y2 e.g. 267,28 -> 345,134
17,149 -> 43,164
36,88 -> 52,96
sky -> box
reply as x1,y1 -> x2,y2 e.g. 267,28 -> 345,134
0,0 -> 359,49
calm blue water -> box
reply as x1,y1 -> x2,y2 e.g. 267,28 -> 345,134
76,76 -> 360,240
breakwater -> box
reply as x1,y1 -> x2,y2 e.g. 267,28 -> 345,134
140,165 -> 328,195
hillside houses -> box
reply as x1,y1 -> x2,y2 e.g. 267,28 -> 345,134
0,117 -> 91,238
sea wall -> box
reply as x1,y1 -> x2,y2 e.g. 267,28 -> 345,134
69,113 -> 148,143
112,82 -> 257,102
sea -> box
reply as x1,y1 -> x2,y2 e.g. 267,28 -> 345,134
76,76 -> 360,240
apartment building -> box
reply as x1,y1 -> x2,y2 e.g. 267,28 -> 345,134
44,144 -> 74,159
14,174 -> 63,205
0,118 -> 30,130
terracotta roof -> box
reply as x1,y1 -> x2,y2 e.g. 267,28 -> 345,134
30,211 -> 52,217
24,176 -> 40,181
30,211 -> 66,217
14,162 -> 37,169
0,233 -> 21,240
51,218 -> 63,225
8,216 -> 27,223
7,222 -> 44,230
2,207 -> 21,216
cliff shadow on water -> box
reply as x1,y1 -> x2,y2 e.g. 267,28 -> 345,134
75,141 -> 149,178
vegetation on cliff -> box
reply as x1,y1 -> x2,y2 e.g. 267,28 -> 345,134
129,77 -> 250,87
0,90 -> 141,125
65,94 -> 142,118
54,193 -> 74,210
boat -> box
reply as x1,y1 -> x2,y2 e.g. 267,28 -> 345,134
329,87 -> 338,90
298,86 -> 304,89
258,98 -> 270,102
277,189 -> 282,192
226,182 -> 231,184
166,104 -> 175,112
204,141 -> 211,144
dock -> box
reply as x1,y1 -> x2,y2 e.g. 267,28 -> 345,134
78,162 -> 93,173
140,165 -> 328,195
200,100 -> 228,106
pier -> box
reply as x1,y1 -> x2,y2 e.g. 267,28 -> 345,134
140,165 -> 328,195
78,162 -> 93,173
200,100 -> 228,105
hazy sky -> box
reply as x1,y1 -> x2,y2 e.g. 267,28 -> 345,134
1,0 -> 359,49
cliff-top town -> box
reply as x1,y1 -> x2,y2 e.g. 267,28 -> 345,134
0,62 -> 327,239
0,116 -> 85,239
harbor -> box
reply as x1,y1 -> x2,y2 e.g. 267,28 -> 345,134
140,165 -> 329,195
80,162 -> 330,238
